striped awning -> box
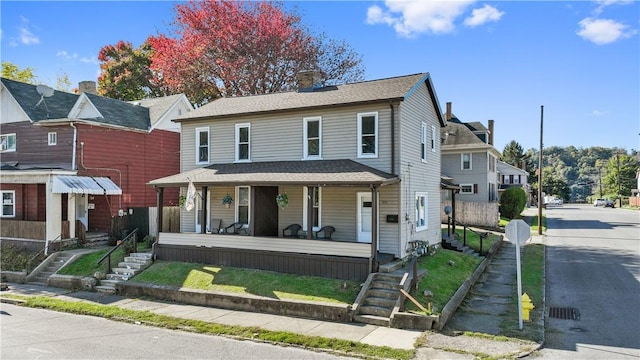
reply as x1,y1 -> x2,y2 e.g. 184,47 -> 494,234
52,175 -> 121,195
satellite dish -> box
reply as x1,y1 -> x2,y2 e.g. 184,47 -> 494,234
36,84 -> 54,98
34,84 -> 54,117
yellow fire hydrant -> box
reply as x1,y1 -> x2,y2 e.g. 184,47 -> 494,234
522,293 -> 535,321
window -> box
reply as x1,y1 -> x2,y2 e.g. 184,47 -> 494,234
357,112 -> 378,158
235,123 -> 250,162
488,154 -> 495,171
303,117 -> 322,159
415,192 -> 428,231
460,184 -> 476,194
1,191 -> 15,217
1,133 -> 16,152
48,132 -> 57,146
431,125 -> 437,152
421,122 -> 427,162
236,186 -> 250,225
514,175 -> 520,184
461,153 -> 472,170
195,127 -> 209,164
303,186 -> 321,231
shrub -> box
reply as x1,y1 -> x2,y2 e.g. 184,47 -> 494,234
499,187 -> 527,219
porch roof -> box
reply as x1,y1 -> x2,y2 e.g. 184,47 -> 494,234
52,175 -> 122,195
148,159 -> 400,188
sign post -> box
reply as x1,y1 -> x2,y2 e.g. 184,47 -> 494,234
506,219 -> 531,330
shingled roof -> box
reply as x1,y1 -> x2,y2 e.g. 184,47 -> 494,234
84,93 -> 150,130
176,73 -> 436,121
148,159 -> 400,187
1,78 -> 78,121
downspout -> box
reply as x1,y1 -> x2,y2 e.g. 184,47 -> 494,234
69,122 -> 77,171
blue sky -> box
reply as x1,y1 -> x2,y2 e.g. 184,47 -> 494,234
2,1 -> 639,153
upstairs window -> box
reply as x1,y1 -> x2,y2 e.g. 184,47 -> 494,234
235,123 -> 250,162
303,117 -> 322,159
48,132 -> 57,146
357,112 -> 378,158
1,191 -> 15,217
1,133 -> 16,152
461,153 -> 472,170
460,184 -> 478,194
421,122 -> 427,162
431,125 -> 437,152
195,127 -> 209,164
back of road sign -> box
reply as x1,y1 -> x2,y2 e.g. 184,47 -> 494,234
505,219 -> 531,245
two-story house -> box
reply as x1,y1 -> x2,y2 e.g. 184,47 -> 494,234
0,78 -> 192,247
497,160 -> 532,206
440,102 -> 500,227
149,72 -> 445,281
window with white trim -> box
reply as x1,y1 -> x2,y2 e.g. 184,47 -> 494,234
195,127 -> 209,164
48,132 -> 57,146
415,192 -> 428,231
1,190 -> 15,217
236,186 -> 250,225
235,123 -> 250,162
488,154 -> 495,171
460,184 -> 476,194
431,125 -> 437,152
357,112 -> 378,158
303,186 -> 321,231
303,117 -> 322,159
421,122 -> 427,162
1,133 -> 16,152
461,153 -> 472,170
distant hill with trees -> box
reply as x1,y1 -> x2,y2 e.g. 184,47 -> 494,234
501,141 -> 639,203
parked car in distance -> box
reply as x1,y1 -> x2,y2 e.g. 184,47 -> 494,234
549,198 -> 563,205
594,198 -> 615,207
594,198 -> 606,207
604,199 -> 615,208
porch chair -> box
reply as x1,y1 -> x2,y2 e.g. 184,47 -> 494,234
314,226 -> 335,240
224,222 -> 248,235
282,224 -> 302,238
209,218 -> 222,234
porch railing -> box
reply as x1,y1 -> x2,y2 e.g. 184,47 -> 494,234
97,228 -> 139,274
26,234 -> 62,273
446,216 -> 489,256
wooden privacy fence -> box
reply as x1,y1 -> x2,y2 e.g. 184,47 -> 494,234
148,206 -> 180,236
440,200 -> 499,228
0,220 -> 70,240
629,196 -> 639,207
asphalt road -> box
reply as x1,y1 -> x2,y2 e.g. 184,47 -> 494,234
539,204 -> 640,359
0,303 -> 357,360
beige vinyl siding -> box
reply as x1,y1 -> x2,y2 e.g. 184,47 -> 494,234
378,184 -> 401,255
277,185 -> 304,232
397,82 -> 442,257
180,185 -> 237,233
180,104 -> 394,173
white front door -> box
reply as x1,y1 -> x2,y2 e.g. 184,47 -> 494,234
76,195 -> 88,230
357,192 -> 372,243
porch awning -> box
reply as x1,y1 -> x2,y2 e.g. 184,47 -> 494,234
52,175 -> 122,195
148,159 -> 400,187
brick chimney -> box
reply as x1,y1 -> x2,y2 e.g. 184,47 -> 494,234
296,71 -> 320,91
488,119 -> 494,145
446,102 -> 452,121
78,81 -> 97,95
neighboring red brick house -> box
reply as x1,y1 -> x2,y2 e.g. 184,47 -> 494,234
0,78 -> 192,245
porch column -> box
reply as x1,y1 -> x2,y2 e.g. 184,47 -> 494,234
45,178 -> 62,255
67,194 -> 77,238
155,187 -> 164,237
451,189 -> 457,234
369,185 -> 379,274
201,186 -> 208,234
306,186 -> 313,240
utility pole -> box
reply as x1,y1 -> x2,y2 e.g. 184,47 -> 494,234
538,105 -> 543,235
598,167 -> 602,198
616,153 -> 622,208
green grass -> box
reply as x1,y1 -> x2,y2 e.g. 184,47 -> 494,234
499,243 -> 545,342
8,295 -> 414,360
131,261 -> 361,304
405,249 -> 482,314
57,243 -> 150,277
525,215 -> 546,234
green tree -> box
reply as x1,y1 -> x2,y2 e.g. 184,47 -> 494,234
603,153 -> 639,198
499,187 -> 527,219
541,167 -> 570,200
55,72 -> 72,92
1,62 -> 37,83
501,140 -> 527,168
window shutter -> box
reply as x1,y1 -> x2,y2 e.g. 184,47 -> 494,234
473,184 -> 478,194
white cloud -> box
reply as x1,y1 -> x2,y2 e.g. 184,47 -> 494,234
464,4 -> 504,27
18,16 -> 39,45
577,17 -> 637,44
366,0 -> 475,38
56,50 -> 78,60
588,109 -> 606,116
594,0 -> 635,15
80,57 -> 99,65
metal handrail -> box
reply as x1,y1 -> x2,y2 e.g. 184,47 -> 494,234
97,228 -> 138,274
27,234 -> 62,272
446,216 -> 489,255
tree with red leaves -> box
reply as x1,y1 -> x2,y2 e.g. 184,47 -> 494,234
149,0 -> 364,105
98,40 -> 169,100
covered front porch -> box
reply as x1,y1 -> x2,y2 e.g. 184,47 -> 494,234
149,159 -> 401,280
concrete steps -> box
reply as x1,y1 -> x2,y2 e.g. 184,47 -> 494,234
27,252 -> 75,285
354,273 -> 404,326
96,252 -> 153,294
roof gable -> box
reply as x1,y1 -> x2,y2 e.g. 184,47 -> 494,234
1,77 -> 78,121
82,93 -> 150,130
